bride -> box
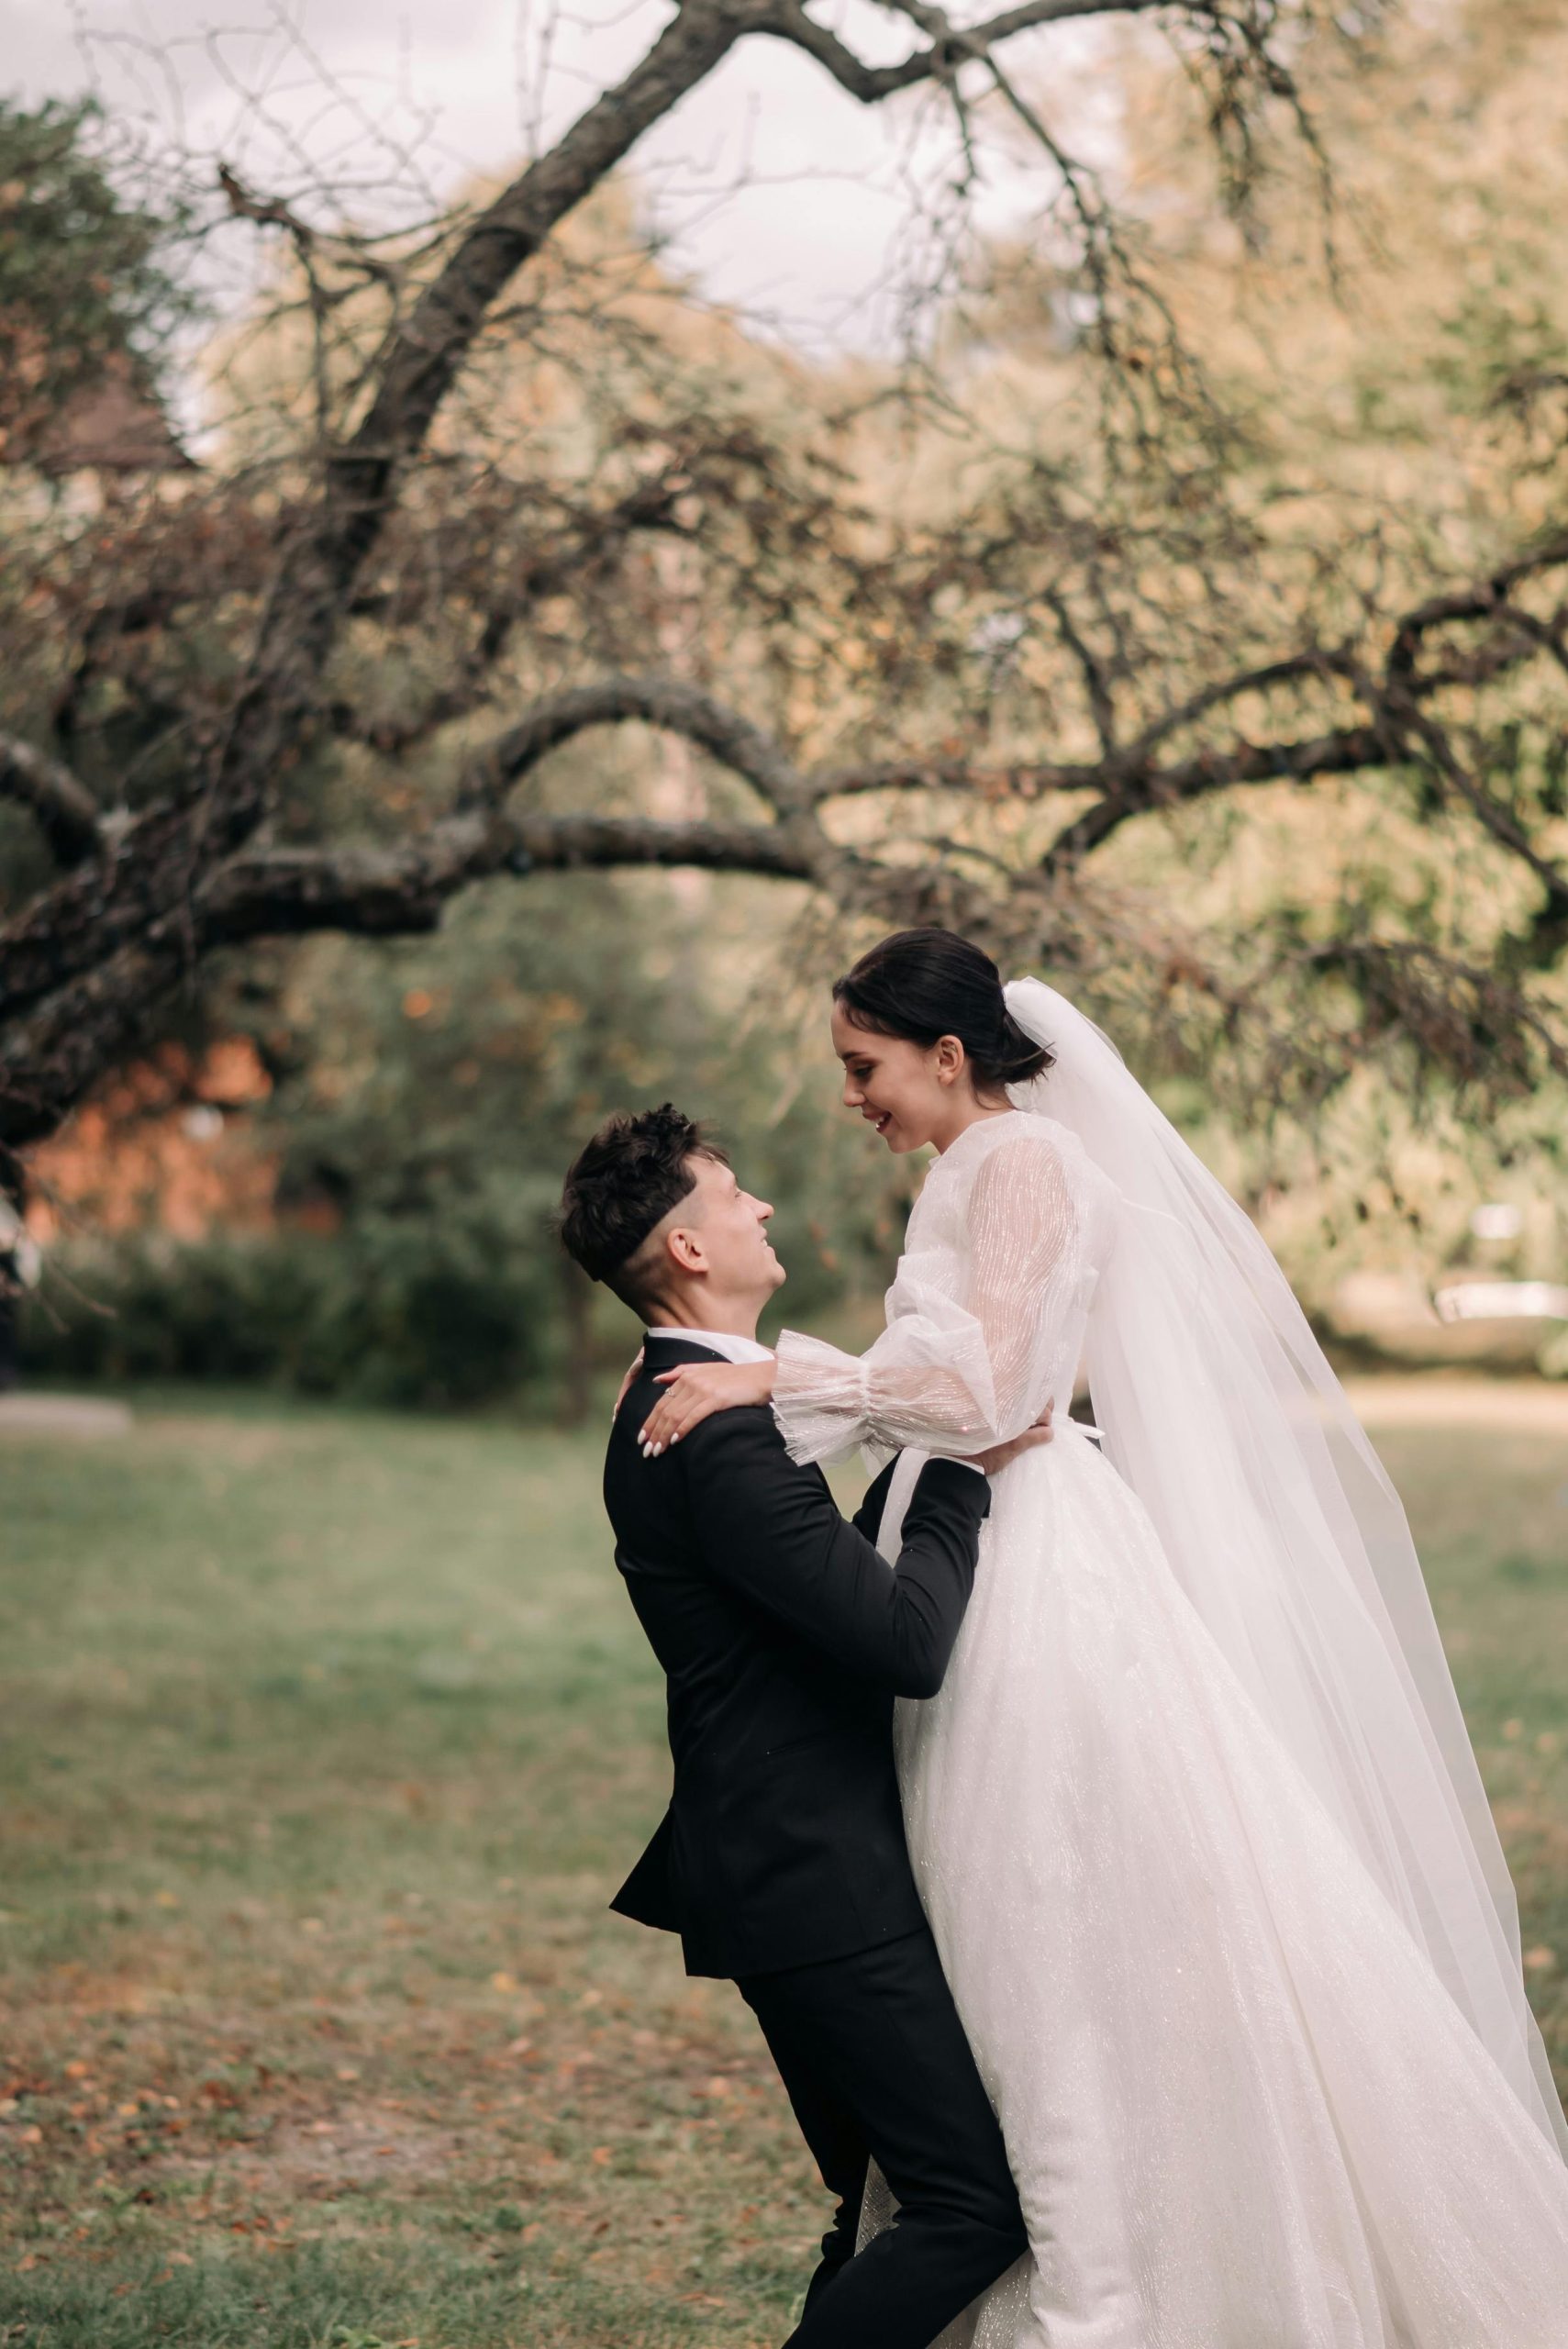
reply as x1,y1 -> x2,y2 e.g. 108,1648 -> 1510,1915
634,925 -> 1568,2346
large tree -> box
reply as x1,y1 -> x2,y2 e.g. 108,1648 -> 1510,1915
3,0 -> 1566,1180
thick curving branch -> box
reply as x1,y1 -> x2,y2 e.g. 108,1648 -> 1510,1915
457,675 -> 810,817
0,808 -> 822,1153
200,810 -> 819,942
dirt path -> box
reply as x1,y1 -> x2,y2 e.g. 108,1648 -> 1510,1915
0,1391 -> 133,1438
1345,1375 -> 1568,1436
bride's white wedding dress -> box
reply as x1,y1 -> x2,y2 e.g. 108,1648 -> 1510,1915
770,1010 -> 1568,2345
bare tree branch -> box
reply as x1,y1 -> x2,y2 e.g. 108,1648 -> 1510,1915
0,733 -> 106,868
0,808 -> 820,1152
1119,648 -> 1356,765
806,752 -> 1106,799
769,0 -> 1169,101
457,675 -> 809,817
1387,530 -> 1568,682
1041,725 -> 1387,868
202,810 -> 818,942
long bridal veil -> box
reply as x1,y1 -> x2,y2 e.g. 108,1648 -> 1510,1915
1004,976 -> 1568,2155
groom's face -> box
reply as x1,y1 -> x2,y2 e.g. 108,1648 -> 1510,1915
658,1153 -> 786,1308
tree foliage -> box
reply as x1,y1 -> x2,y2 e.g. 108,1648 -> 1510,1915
0,0 -> 1564,1255
0,95 -> 195,456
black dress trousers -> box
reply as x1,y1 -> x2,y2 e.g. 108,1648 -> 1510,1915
739,1925 -> 1027,2348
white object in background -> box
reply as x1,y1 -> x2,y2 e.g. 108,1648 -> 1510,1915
1433,1281 -> 1568,1324
0,1396 -> 132,1438
1470,1203 -> 1524,1241
0,1198 -> 41,1288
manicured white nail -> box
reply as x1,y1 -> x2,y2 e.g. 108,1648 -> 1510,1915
671,1432 -> 682,1445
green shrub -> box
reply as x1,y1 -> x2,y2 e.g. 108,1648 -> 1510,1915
20,1219 -> 551,1408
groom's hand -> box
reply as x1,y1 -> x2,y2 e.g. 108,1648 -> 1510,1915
971,1402 -> 1054,1476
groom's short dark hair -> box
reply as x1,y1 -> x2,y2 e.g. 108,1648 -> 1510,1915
559,1104 -> 728,1316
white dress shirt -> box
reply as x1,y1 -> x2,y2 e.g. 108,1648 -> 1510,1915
644,1326 -> 775,1364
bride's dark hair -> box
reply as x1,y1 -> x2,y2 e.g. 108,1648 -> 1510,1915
833,927 -> 1053,1091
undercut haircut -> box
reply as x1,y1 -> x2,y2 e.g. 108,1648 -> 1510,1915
558,1104 -> 728,1319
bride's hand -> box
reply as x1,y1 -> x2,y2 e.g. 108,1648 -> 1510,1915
970,1401 -> 1054,1476
638,1358 -> 775,1457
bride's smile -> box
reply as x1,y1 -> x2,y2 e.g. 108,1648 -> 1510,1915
831,998 -> 1018,1158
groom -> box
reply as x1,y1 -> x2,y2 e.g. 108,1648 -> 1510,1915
559,1104 -> 1036,2348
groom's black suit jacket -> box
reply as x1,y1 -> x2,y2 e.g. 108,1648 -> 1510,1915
605,1335 -> 991,1979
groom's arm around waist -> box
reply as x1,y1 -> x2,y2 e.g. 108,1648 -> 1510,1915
682,1407 -> 989,1699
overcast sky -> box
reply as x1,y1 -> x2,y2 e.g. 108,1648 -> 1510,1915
2,0 -> 1092,354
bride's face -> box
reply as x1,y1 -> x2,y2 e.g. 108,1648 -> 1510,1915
832,1003 -> 965,1153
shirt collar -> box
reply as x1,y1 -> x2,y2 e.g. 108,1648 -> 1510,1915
644,1327 -> 773,1365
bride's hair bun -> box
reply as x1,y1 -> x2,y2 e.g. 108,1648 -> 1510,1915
833,927 -> 1054,1091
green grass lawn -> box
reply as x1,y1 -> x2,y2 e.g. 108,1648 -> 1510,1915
2,1392 -> 1566,2348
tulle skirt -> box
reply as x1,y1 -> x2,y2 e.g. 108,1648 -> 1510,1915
865,1420 -> 1568,2348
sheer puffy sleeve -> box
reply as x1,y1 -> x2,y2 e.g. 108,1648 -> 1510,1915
773,1125 -> 1080,1467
